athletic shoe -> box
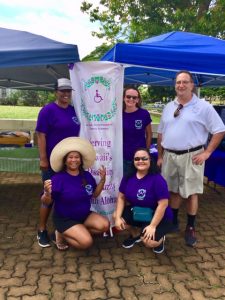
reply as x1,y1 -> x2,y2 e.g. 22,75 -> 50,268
37,230 -> 51,247
153,236 -> 165,254
185,226 -> 197,247
122,235 -> 142,248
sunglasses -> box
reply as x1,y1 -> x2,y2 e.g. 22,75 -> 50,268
174,103 -> 183,118
134,156 -> 149,161
126,95 -> 139,100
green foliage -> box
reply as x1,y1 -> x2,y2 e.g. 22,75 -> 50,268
1,90 -> 55,107
82,43 -> 113,61
148,86 -> 175,102
201,87 -> 225,104
81,0 -> 225,44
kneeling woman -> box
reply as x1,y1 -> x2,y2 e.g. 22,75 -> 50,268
114,148 -> 174,254
41,137 -> 109,250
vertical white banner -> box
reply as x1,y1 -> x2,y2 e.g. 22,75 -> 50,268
70,61 -> 124,224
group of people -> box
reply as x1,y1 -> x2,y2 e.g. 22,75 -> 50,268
35,71 -> 225,254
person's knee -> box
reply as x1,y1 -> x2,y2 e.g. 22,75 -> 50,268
142,239 -> 159,248
95,217 -> 110,232
79,235 -> 93,249
102,218 -> 110,232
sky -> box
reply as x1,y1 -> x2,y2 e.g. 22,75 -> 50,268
0,0 -> 103,59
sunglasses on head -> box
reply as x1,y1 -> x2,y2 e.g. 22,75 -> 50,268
126,95 -> 138,100
174,103 -> 183,118
134,156 -> 149,161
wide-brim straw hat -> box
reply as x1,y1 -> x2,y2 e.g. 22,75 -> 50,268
50,137 -> 96,172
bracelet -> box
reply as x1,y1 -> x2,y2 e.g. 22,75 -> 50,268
100,178 -> 106,183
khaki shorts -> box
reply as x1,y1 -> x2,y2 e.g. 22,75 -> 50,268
161,149 -> 205,198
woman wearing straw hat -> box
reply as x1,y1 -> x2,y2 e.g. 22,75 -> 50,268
36,78 -> 80,248
41,137 -> 109,250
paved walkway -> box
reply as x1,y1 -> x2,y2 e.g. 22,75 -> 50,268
0,172 -> 225,300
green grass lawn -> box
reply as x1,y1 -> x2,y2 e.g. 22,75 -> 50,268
0,105 -> 161,122
0,105 -> 41,119
0,147 -> 39,158
150,113 -> 161,123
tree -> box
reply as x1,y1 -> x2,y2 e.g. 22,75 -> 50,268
82,43 -> 113,61
3,90 -> 55,107
81,0 -> 225,44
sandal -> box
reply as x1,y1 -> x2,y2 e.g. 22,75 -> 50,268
51,230 -> 69,251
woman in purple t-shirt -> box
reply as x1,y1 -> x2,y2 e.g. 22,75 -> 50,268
114,148 -> 174,254
123,87 -> 152,176
41,137 -> 109,251
36,78 -> 80,248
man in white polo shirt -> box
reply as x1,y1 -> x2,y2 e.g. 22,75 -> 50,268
157,70 -> 225,247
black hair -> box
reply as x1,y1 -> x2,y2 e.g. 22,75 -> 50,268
62,151 -> 88,186
125,147 -> 160,178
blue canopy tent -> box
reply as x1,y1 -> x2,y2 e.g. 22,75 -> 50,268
0,27 -> 80,90
101,31 -> 225,87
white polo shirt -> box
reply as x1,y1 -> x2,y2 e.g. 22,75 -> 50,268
158,94 -> 225,150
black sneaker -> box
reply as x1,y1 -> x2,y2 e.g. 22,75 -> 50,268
185,226 -> 197,247
122,235 -> 141,248
153,236 -> 165,254
37,230 -> 51,247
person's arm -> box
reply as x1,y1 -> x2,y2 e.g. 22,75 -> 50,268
93,166 -> 106,197
41,179 -> 53,205
145,123 -> 152,149
157,133 -> 164,167
142,199 -> 168,241
37,132 -> 49,170
114,192 -> 127,230
192,132 -> 225,165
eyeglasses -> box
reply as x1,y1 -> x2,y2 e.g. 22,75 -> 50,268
125,95 -> 139,100
176,80 -> 191,85
134,157 -> 149,161
174,103 -> 183,118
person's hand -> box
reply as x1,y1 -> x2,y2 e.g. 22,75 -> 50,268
40,158 -> 49,171
44,179 -> 52,195
157,157 -> 163,168
114,216 -> 126,231
141,224 -> 156,241
192,150 -> 210,165
99,165 -> 106,181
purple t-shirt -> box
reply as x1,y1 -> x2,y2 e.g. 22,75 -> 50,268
36,102 -> 80,160
119,173 -> 172,220
51,171 -> 97,221
123,108 -> 152,160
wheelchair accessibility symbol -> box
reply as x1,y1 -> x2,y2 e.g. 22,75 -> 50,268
94,90 -> 103,103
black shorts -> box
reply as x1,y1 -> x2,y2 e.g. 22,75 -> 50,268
122,205 -> 174,241
53,211 -> 90,233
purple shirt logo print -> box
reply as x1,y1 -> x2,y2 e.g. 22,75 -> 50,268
85,184 -> 93,196
72,116 -> 80,125
137,189 -> 146,200
135,120 -> 143,129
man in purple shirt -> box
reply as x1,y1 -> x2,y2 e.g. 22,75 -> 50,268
36,78 -> 80,247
